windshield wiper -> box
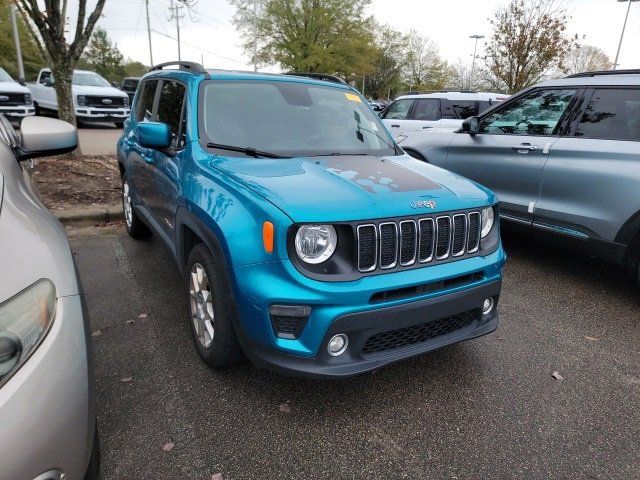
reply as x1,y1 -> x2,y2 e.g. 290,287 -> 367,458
206,142 -> 287,159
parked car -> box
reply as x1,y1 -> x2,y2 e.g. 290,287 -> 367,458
398,69 -> 640,284
28,68 -> 130,127
121,76 -> 140,104
117,61 -> 505,378
0,67 -> 35,122
0,115 -> 99,479
381,91 -> 509,137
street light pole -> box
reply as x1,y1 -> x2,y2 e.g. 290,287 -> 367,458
145,0 -> 153,66
469,34 -> 484,89
614,0 -> 639,70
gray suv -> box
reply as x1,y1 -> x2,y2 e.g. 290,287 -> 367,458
398,70 -> 640,283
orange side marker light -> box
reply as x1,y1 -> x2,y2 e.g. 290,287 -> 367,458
263,221 -> 274,253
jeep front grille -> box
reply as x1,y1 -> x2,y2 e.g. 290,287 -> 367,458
356,210 -> 482,273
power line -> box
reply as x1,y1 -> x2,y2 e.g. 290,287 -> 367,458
150,29 -> 250,66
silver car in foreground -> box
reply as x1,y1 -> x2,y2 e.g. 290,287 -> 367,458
0,115 -> 99,480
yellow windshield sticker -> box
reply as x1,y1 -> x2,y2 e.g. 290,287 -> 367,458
345,93 -> 362,103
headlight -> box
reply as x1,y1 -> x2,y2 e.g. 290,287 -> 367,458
0,280 -> 56,386
24,93 -> 32,105
294,225 -> 337,264
481,207 -> 495,238
123,96 -> 129,107
76,95 -> 86,106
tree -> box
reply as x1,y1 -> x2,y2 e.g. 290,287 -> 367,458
485,0 -> 578,93
83,27 -> 125,82
363,24 -> 406,99
403,30 -> 450,91
563,45 -> 612,75
230,0 -> 377,80
123,60 -> 148,78
13,0 -> 107,125
0,0 -> 44,80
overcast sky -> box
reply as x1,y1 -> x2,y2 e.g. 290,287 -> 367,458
96,0 -> 640,72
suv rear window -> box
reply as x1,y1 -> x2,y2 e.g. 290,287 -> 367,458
450,100 -> 478,119
575,88 -> 640,141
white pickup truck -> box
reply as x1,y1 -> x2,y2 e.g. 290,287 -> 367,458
28,68 -> 130,127
0,67 -> 36,122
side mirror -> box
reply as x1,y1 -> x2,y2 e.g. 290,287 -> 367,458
112,81 -> 118,88
19,116 -> 77,160
43,78 -> 53,87
18,77 -> 26,86
462,116 -> 480,134
137,122 -> 171,149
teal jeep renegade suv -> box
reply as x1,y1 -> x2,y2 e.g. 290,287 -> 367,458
117,62 -> 506,378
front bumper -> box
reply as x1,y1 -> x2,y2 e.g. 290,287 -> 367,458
244,279 -> 500,378
233,247 -> 505,378
75,107 -> 130,122
0,106 -> 36,119
0,294 -> 95,480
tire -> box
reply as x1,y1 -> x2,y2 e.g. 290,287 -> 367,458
83,425 -> 100,480
186,243 -> 243,368
33,102 -> 40,116
122,176 -> 151,239
114,121 -> 124,128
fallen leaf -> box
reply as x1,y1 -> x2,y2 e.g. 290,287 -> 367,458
278,403 -> 291,413
162,442 -> 175,452
126,320 -> 135,324
120,376 -> 133,383
551,372 -> 564,381
211,474 -> 223,480
91,330 -> 103,338
584,336 -> 598,342
138,313 -> 148,319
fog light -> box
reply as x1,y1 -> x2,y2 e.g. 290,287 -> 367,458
482,297 -> 495,315
327,334 -> 348,356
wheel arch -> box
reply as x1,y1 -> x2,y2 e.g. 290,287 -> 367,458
402,147 -> 428,162
616,209 -> 640,269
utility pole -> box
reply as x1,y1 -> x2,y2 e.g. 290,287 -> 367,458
10,4 -> 25,81
169,0 -> 184,61
614,0 -> 640,69
469,34 -> 484,89
252,1 -> 258,71
362,74 -> 366,97
145,0 -> 154,65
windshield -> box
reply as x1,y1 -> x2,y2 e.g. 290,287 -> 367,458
0,68 -> 14,83
73,72 -> 110,87
200,80 -> 398,157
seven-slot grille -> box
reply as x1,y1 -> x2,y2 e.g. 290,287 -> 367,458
0,92 -> 30,106
357,211 -> 481,273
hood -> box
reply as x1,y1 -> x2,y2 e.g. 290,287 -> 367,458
210,153 -> 494,223
71,85 -> 127,97
0,151 -> 79,302
0,81 -> 30,94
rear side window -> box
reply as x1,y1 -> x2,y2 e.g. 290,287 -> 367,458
382,99 -> 414,120
136,79 -> 158,122
450,100 -> 478,119
575,88 -> 640,141
413,99 -> 440,121
156,80 -> 187,149
479,89 -> 577,136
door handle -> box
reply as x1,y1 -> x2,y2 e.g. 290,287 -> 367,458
512,144 -> 538,153
391,124 -> 400,128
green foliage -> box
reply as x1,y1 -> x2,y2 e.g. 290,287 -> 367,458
0,0 -> 44,81
363,24 -> 406,99
231,0 -> 378,80
403,30 -> 450,92
485,0 -> 578,93
83,27 -> 125,82
123,60 -> 148,78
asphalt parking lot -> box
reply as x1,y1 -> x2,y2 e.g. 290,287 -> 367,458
77,123 -> 121,155
70,226 -> 640,480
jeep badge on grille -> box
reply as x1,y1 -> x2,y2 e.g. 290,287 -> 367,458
410,200 -> 436,209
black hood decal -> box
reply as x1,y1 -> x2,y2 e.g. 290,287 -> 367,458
319,156 -> 440,194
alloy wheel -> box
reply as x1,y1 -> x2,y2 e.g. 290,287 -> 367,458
122,180 -> 133,227
189,263 -> 215,349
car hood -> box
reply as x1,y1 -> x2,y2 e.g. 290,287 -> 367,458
72,85 -> 127,97
0,156 -> 79,302
0,81 -> 30,94
210,153 -> 494,223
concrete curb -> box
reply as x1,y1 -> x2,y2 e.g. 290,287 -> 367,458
54,205 -> 123,226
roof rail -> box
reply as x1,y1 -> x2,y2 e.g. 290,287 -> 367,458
284,72 -> 347,85
566,69 -> 640,78
149,61 -> 208,75
407,90 -> 478,95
